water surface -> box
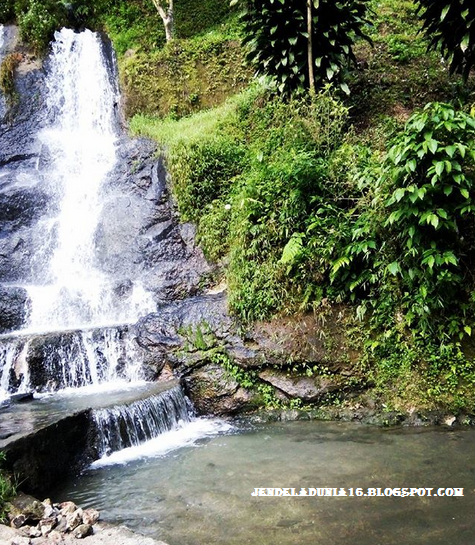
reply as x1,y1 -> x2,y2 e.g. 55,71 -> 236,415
57,420 -> 475,545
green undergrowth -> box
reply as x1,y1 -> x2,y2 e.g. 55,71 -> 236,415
130,0 -> 475,414
0,452 -> 16,523
120,30 -> 250,119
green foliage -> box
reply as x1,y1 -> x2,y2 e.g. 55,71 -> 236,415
0,452 -> 16,523
17,0 -> 66,51
233,0 -> 372,94
168,137 -> 245,222
211,352 -> 282,408
0,52 -> 21,105
336,103 -> 475,337
175,0 -> 232,39
417,0 -> 475,79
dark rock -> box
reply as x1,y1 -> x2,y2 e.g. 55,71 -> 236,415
184,364 -> 256,416
0,286 -> 31,333
2,411 -> 96,496
9,393 -> 34,403
74,523 -> 93,539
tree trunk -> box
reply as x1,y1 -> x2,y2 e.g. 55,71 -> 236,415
152,0 -> 174,42
307,0 -> 316,95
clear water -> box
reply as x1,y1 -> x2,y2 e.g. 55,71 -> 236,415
57,421 -> 475,545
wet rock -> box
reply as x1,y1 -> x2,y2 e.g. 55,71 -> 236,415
0,286 -> 31,333
258,370 -> 344,402
82,508 -> 100,526
74,523 -> 93,539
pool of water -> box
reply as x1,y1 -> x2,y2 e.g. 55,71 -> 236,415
56,421 -> 475,545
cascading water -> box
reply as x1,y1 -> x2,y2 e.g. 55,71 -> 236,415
26,28 -> 154,332
0,27 -> 227,474
0,28 -> 156,398
93,386 -> 194,457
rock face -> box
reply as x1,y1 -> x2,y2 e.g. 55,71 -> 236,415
2,411 -> 96,495
135,294 -> 364,415
0,286 -> 31,333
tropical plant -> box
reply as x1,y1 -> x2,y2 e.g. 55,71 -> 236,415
417,0 -> 475,79
231,0 -> 372,95
336,102 -> 475,335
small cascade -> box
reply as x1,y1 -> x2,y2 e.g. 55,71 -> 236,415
92,386 -> 194,457
0,327 -> 144,397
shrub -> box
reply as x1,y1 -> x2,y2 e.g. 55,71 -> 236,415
336,102 -> 475,336
417,0 -> 475,79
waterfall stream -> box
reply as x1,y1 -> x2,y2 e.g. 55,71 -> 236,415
0,29 -> 156,399
26,28 -> 155,332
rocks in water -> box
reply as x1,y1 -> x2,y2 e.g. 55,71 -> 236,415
0,286 -> 31,333
7,496 -> 100,540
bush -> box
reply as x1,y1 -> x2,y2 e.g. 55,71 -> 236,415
417,0 -> 475,79
168,136 -> 245,222
336,102 -> 475,336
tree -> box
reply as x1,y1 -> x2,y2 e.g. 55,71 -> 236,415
232,0 -> 371,95
417,0 -> 475,79
151,0 -> 174,42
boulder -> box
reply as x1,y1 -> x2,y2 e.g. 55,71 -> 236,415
258,370 -> 344,402
74,523 -> 93,539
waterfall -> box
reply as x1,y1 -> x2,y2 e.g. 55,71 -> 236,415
92,386 -> 194,457
24,28 -> 155,333
0,28 -> 158,399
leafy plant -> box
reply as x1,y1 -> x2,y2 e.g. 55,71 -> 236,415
417,0 -> 475,79
337,102 -> 475,336
0,452 -> 16,523
232,0 -> 372,94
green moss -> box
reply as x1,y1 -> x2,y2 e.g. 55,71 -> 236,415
0,53 -> 21,106
120,35 -> 251,119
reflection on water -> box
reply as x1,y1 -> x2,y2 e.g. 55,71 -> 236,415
56,421 -> 475,545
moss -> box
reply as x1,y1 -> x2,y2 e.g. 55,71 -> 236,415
0,53 -> 22,106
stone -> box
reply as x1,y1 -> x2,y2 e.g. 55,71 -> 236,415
8,493 -> 45,525
82,508 -> 100,526
39,516 -> 58,536
10,514 -> 26,529
73,524 -> 93,539
59,502 -> 77,515
258,369 -> 343,402
66,508 -> 83,532
184,364 -> 256,416
28,525 -> 42,538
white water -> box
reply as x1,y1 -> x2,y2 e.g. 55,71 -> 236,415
0,25 -> 4,56
91,419 -> 233,468
24,28 -> 155,333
